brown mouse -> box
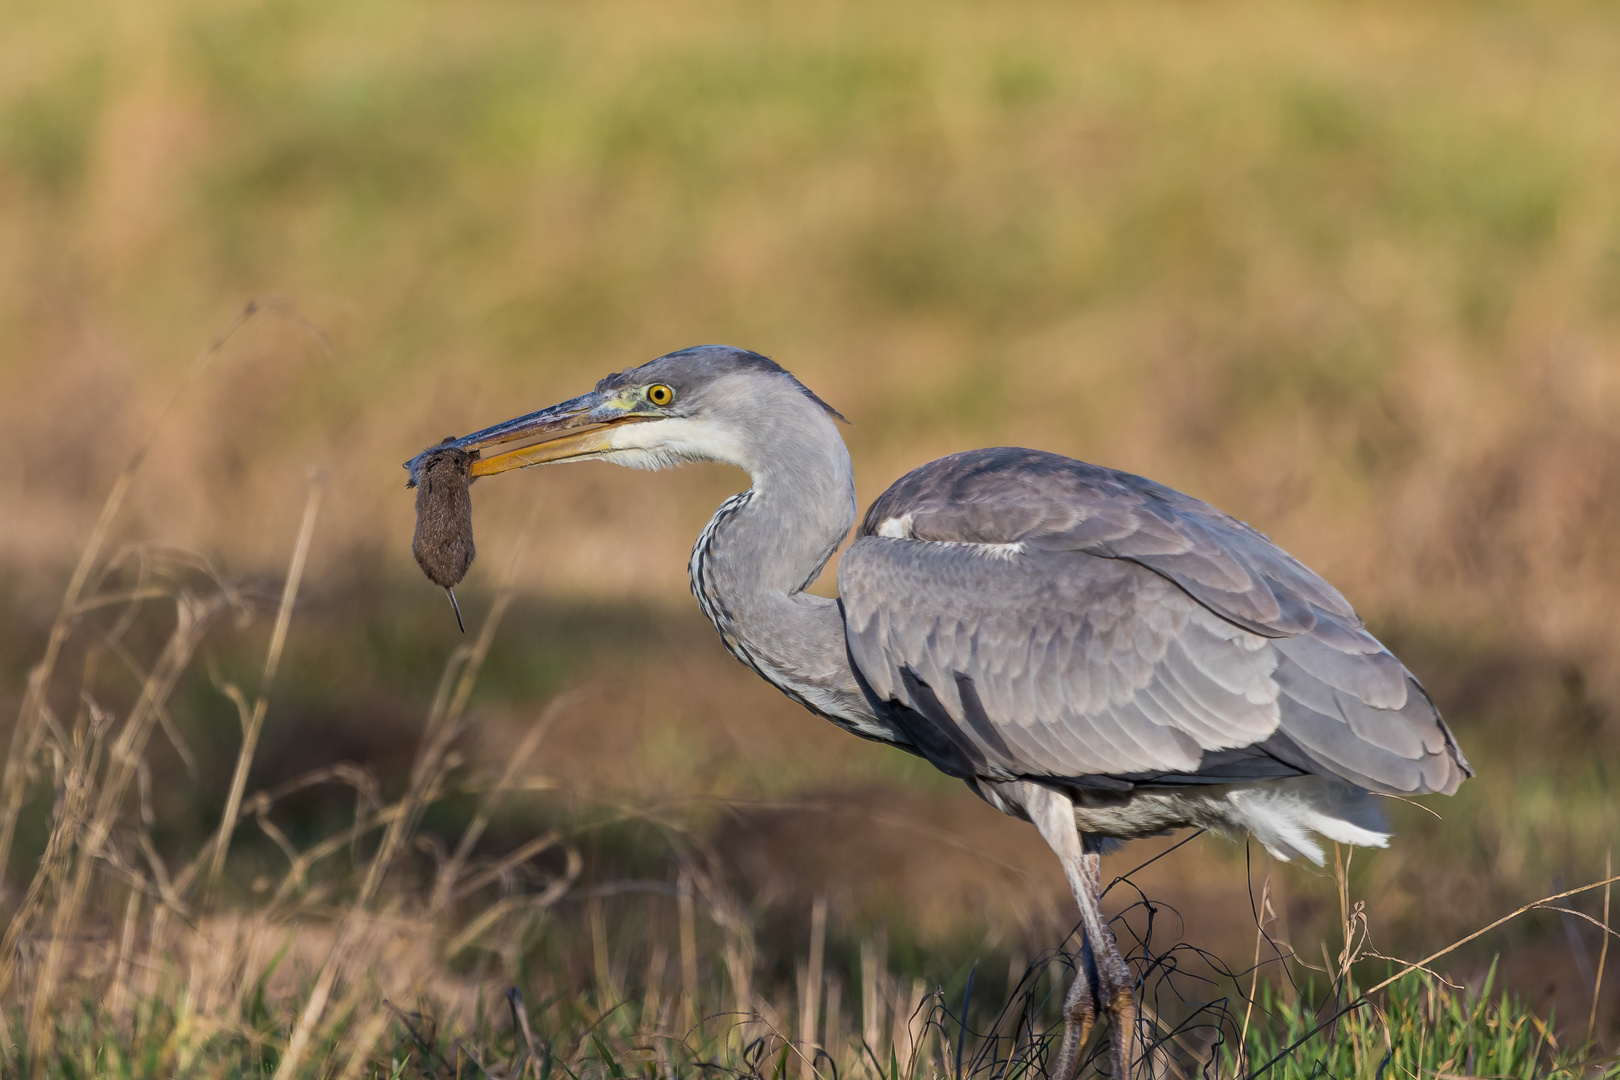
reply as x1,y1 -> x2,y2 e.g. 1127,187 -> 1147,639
406,439 -> 477,630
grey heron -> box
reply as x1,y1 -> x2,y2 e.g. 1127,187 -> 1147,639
406,345 -> 1470,1079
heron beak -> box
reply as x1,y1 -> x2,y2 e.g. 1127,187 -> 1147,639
404,389 -> 652,481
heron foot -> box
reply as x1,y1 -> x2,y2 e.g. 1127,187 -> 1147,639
1050,952 -> 1097,1080
1103,982 -> 1136,1079
1050,959 -> 1137,1080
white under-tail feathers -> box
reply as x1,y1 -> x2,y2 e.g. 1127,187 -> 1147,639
1222,776 -> 1390,865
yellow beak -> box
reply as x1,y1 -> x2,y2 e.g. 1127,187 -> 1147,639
404,389 -> 653,482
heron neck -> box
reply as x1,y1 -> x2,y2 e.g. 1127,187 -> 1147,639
689,430 -> 878,732
731,446 -> 855,594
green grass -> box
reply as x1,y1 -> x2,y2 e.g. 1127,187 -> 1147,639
10,965 -> 1618,1079
1232,968 -> 1620,1080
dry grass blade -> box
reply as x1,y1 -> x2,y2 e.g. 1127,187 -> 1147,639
265,800 -> 407,907
672,870 -> 698,1036
270,923 -> 359,1079
430,690 -> 577,915
97,636 -> 200,779
1589,849 -> 1612,1046
1239,876 -> 1275,1071
356,492 -> 540,910
1541,905 -> 1620,941
507,987 -> 543,1074
799,894 -> 827,1080
206,473 -> 327,893
0,694 -> 108,964
451,830 -> 564,901
336,1008 -> 395,1080
443,858 -> 580,960
0,303 -> 262,895
272,497 -> 543,1080
1361,872 -> 1620,999
106,886 -> 143,1024
23,591 -> 228,1068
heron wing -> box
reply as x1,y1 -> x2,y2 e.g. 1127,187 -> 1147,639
840,448 -> 1469,794
861,447 -> 1362,637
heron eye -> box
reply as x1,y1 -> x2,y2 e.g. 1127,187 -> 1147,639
647,384 -> 675,407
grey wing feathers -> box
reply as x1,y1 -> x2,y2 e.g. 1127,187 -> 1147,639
862,447 -> 1357,637
843,448 -> 1470,796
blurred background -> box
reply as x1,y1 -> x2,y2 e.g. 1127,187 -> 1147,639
2,0 -> 1618,1045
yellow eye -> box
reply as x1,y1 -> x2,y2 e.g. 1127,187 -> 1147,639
647,384 -> 674,407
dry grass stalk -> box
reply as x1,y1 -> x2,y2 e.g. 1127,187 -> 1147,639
1239,875 -> 1276,1071
336,1008 -> 394,1080
0,692 -> 107,980
678,871 -> 699,1033
1136,1001 -> 1204,1080
673,855 -> 762,1052
0,419 -> 569,1080
1590,848 -> 1612,1046
442,847 -> 579,961
206,474 -> 326,892
26,590 -> 228,1066
357,490 -> 544,911
644,941 -> 669,1034
449,830 -> 564,903
591,896 -> 618,1005
0,307 -> 299,1068
891,977 -> 928,1074
861,935 -> 886,1071
823,974 -> 842,1057
0,303 -> 263,891
429,690 -> 574,916
272,605 -> 512,1078
1360,871 -> 1620,1000
1330,845 -> 1369,988
107,885 -> 142,1024
798,894 -> 828,1080
273,495 -> 553,1078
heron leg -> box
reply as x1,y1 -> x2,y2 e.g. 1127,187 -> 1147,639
1024,783 -> 1136,1080
1079,848 -> 1137,1079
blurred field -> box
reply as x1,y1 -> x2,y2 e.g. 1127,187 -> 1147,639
3,0 -> 1619,1072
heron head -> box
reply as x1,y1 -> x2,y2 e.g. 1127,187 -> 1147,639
406,345 -> 847,483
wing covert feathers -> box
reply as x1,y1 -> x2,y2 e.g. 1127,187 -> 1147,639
861,448 -> 1356,636
843,448 -> 1471,797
